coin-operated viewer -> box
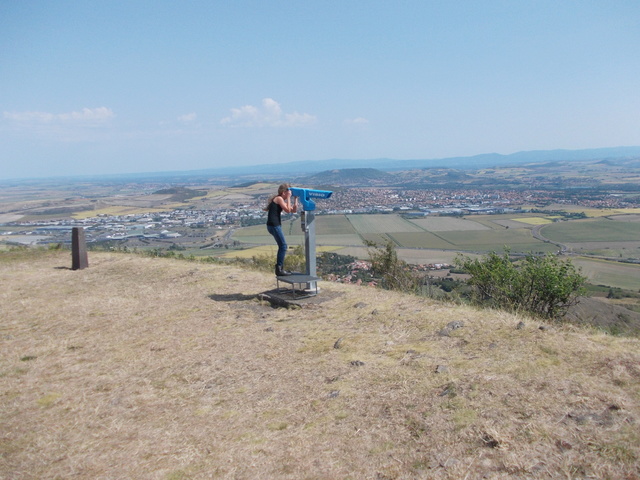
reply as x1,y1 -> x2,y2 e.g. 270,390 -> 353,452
289,187 -> 333,291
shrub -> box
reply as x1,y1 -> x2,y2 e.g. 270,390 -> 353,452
365,240 -> 420,293
251,253 -> 274,272
252,244 -> 305,273
456,250 -> 587,319
284,245 -> 305,273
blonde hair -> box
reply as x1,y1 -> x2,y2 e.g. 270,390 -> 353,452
264,183 -> 291,210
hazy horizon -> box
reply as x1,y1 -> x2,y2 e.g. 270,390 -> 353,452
2,1 -> 640,180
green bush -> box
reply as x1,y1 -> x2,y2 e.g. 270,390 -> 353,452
252,244 -> 305,273
456,250 -> 587,319
251,253 -> 274,272
284,245 -> 305,273
365,240 -> 420,293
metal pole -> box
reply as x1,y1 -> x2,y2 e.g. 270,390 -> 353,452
304,210 -> 317,290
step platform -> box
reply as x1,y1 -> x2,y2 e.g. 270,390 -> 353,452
275,273 -> 320,299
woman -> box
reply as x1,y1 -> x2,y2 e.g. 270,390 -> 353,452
265,183 -> 298,276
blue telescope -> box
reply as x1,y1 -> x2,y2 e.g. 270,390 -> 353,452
289,187 -> 332,212
279,187 -> 333,294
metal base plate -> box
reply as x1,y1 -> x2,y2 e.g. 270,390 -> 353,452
275,274 -> 320,299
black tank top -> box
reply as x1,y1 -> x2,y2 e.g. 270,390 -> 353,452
266,200 -> 282,227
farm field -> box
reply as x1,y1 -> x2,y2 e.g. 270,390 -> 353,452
612,214 -> 640,222
463,214 -> 558,233
316,215 -> 358,235
373,247 -> 476,266
542,204 -> 640,217
217,244 -> 342,259
408,216 -> 490,231
73,206 -> 175,219
437,228 -> 550,250
230,214 -> 640,281
528,214 -> 640,261
233,219 -> 363,247
541,217 -> 640,244
0,214 -> 23,223
232,213 -> 557,255
571,257 -> 640,291
511,216 -> 559,225
562,242 -> 640,259
378,232 -> 455,249
346,214 -> 423,233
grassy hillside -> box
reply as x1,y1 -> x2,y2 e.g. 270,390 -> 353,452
1,250 -> 639,479
303,168 -> 394,186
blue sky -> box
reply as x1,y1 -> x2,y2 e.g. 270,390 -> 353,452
1,1 -> 639,180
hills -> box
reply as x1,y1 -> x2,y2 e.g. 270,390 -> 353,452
303,167 -> 395,186
201,146 -> 640,179
298,155 -> 640,189
2,249 -> 639,479
4,146 -> 640,185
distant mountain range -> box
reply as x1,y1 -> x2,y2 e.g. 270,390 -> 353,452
4,146 -> 640,185
297,152 -> 640,189
185,146 -> 640,179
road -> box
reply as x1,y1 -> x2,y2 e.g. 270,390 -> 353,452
531,224 -> 569,254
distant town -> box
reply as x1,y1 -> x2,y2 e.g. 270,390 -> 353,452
2,184 -> 637,249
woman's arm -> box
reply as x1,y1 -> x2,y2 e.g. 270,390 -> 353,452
274,195 -> 297,213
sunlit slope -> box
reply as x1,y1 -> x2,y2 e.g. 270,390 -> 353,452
1,250 -> 639,479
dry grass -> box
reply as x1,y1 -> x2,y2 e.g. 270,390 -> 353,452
541,205 -> 640,217
1,250 -> 639,479
511,217 -> 556,226
220,245 -> 342,260
73,206 -> 175,220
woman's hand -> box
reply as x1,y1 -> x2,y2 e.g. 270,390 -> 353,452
275,191 -> 296,213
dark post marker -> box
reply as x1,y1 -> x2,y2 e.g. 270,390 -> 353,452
72,227 -> 88,270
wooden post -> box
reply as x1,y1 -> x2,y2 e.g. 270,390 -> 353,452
72,227 -> 88,270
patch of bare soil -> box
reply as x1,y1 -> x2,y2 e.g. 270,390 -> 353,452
1,250 -> 639,479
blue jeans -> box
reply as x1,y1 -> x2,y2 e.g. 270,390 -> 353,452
267,225 -> 287,267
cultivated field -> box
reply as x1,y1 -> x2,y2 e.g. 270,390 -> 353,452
541,218 -> 640,244
540,217 -> 640,263
511,217 -> 558,225
73,206 -> 175,219
336,246 -> 473,266
233,213 -> 558,254
3,175 -> 639,292
218,245 -> 342,260
409,217 -> 491,231
230,212 -> 640,289
436,229 -> 552,251
542,204 -> 640,217
572,257 -> 640,291
346,214 -> 423,233
381,231 -> 454,250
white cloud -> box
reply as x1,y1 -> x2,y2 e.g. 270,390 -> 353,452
3,107 -> 115,124
221,98 -> 316,127
2,107 -> 116,143
344,117 -> 370,126
178,112 -> 197,123
3,111 -> 55,122
58,107 -> 114,122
